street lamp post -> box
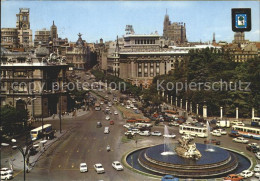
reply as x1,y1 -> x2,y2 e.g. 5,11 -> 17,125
12,145 -> 26,181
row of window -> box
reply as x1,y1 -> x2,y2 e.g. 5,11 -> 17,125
138,63 -> 160,77
134,39 -> 156,45
180,127 -> 207,133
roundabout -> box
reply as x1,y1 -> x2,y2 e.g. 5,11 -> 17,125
124,143 -> 251,179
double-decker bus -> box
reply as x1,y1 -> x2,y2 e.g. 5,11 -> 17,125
30,124 -> 52,140
231,125 -> 260,140
179,125 -> 208,138
251,117 -> 260,127
95,103 -> 101,111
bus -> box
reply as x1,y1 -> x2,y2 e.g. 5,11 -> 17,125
231,125 -> 260,140
164,110 -> 179,118
251,117 -> 260,127
30,124 -> 52,140
179,125 -> 208,138
95,103 -> 101,111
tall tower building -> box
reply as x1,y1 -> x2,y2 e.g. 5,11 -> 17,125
16,8 -> 30,30
233,32 -> 246,44
163,11 -> 187,44
50,21 -> 58,41
212,32 -> 216,44
15,8 -> 33,48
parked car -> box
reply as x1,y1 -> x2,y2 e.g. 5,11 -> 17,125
161,175 -> 179,181
246,144 -> 260,153
80,163 -> 88,173
114,111 -> 118,115
255,172 -> 260,179
248,143 -> 260,148
223,174 -> 244,181
0,168 -> 13,175
112,161 -> 124,171
151,131 -> 162,136
93,163 -> 105,174
233,137 -> 249,143
254,164 -> 260,172
239,170 -> 254,178
211,130 -> 221,137
0,172 -> 13,180
139,131 -> 150,136
125,131 -> 134,136
256,152 -> 260,160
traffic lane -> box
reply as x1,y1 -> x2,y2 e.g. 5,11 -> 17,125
48,110 -> 105,180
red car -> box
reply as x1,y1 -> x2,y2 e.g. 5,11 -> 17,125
110,120 -> 114,125
224,174 -> 244,181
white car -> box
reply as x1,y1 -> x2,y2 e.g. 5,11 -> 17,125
124,131 -> 134,136
112,161 -> 124,171
211,130 -> 221,137
105,115 -> 110,120
139,131 -> 150,136
254,164 -> 260,172
123,124 -> 133,129
182,134 -> 194,140
114,111 -> 118,115
255,172 -> 260,179
94,163 -> 105,174
0,172 -> 12,180
133,107 -> 138,110
105,107 -> 110,111
151,131 -> 162,136
104,127 -> 110,134
80,163 -> 88,172
249,143 -> 260,149
100,102 -> 104,105
217,129 -> 227,135
0,168 -> 13,175
163,134 -> 176,138
108,102 -> 112,107
239,170 -> 254,178
233,137 -> 249,143
256,152 -> 260,159
130,128 -> 140,134
234,122 -> 245,126
126,105 -> 130,109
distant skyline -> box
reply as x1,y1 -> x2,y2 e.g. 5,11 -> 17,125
1,1 -> 260,43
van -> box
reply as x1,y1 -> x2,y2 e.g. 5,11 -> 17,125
104,127 -> 110,134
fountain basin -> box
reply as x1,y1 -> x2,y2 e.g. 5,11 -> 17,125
126,144 -> 251,178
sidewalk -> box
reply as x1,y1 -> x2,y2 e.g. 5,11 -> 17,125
8,131 -> 67,172
33,108 -> 89,122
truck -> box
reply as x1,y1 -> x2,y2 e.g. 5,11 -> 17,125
216,120 -> 230,128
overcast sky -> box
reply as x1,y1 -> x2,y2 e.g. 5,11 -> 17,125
2,1 -> 259,43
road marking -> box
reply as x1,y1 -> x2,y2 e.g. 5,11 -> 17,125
58,165 -> 61,168
72,164 -> 74,168
77,150 -> 79,153
13,170 -> 23,177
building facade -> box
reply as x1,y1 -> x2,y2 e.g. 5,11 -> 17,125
65,33 -> 90,69
163,12 -> 187,45
1,28 -> 19,50
0,47 -> 68,118
34,28 -> 51,47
